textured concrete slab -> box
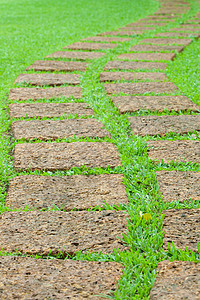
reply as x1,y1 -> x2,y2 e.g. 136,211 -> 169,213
83,36 -> 131,42
26,60 -> 88,72
0,210 -> 128,255
140,38 -> 192,45
99,30 -> 144,36
65,42 -> 118,50
104,82 -> 178,95
117,52 -> 176,61
129,115 -> 200,136
0,256 -> 122,299
14,73 -> 81,86
9,87 -> 82,100
162,209 -> 200,252
150,260 -> 200,299
147,140 -> 200,163
12,119 -> 109,140
111,96 -> 200,113
100,72 -> 168,82
14,142 -> 121,171
104,61 -> 167,71
156,32 -> 200,37
46,51 -> 105,60
130,44 -> 184,52
9,102 -> 94,118
6,174 -> 128,210
156,171 -> 200,202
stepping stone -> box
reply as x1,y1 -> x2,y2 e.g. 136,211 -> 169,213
14,73 -> 81,86
0,256 -> 122,299
9,102 -> 94,118
99,31 -> 144,36
9,87 -> 82,100
100,72 -> 168,82
145,15 -> 177,19
12,119 -> 109,140
0,210 -> 128,255
83,36 -> 131,42
147,140 -> 200,164
128,115 -> 200,136
65,42 -> 118,50
150,260 -> 200,299
156,171 -> 200,202
179,24 -> 200,28
104,82 -> 178,95
6,174 -> 128,210
111,95 -> 200,113
117,53 -> 176,61
104,61 -> 167,71
156,32 -> 200,37
162,209 -> 200,252
140,38 -> 192,45
120,26 -> 156,30
14,142 -> 121,171
126,22 -> 166,26
170,27 -> 200,31
46,51 -> 105,60
26,60 -> 88,72
130,44 -> 184,52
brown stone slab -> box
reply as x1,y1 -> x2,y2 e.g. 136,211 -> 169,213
6,174 -> 128,210
12,119 -> 109,140
170,27 -> 200,31
100,72 -> 167,82
104,61 -> 167,71
0,256 -> 122,299
129,115 -> 200,136
14,73 -> 81,86
99,30 -> 144,36
117,53 -> 176,61
26,60 -> 88,72
65,42 -> 118,50
9,102 -> 94,118
46,51 -> 105,60
156,32 -> 200,37
126,22 -> 167,26
162,209 -> 200,252
104,82 -> 178,95
147,140 -> 200,163
0,210 -> 128,255
83,36 -> 131,42
9,87 -> 82,100
156,171 -> 200,202
120,26 -> 156,30
111,96 -> 200,113
140,38 -> 192,45
14,142 -> 121,171
150,260 -> 200,299
130,44 -> 184,52
145,15 -> 177,19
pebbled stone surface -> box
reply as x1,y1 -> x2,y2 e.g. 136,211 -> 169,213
147,140 -> 200,164
46,51 -> 105,60
6,174 -> 128,210
100,72 -> 167,82
162,209 -> 200,253
111,95 -> 200,113
9,102 -> 94,118
9,87 -> 82,100
156,171 -> 200,202
14,73 -> 81,86
150,260 -> 200,299
130,44 -> 185,52
140,38 -> 192,45
12,119 -> 109,140
83,36 -> 131,42
0,256 -> 122,299
27,60 -> 88,72
156,32 -> 200,38
14,142 -> 121,171
128,115 -> 200,136
0,210 -> 128,255
104,61 -> 167,70
117,52 -> 176,61
65,42 -> 118,50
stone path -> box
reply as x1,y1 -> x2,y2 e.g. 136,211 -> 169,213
2,0 -> 200,298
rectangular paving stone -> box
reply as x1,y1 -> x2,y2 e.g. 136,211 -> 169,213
9,102 -> 94,118
111,96 -> 200,113
6,174 -> 128,210
65,42 -> 118,50
117,53 -> 176,61
162,209 -> 200,252
0,210 -> 128,255
0,256 -> 122,299
129,115 -> 200,136
130,44 -> 185,52
46,51 -> 105,59
83,36 -> 131,42
9,87 -> 82,100
156,171 -> 200,202
104,61 -> 167,71
156,32 -> 200,37
14,73 -> 81,86
12,119 -> 109,140
150,260 -> 200,299
120,26 -> 156,30
14,142 -> 121,171
27,60 -> 88,72
100,72 -> 168,82
147,140 -> 200,163
170,27 -> 200,31
99,30 -> 144,36
126,22 -> 167,26
140,38 -> 193,45
104,82 -> 178,95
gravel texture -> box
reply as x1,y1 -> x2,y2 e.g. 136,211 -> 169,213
104,61 -> 167,70
140,38 -> 192,45
117,53 -> 176,61
100,72 -> 167,82
26,60 -> 88,72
